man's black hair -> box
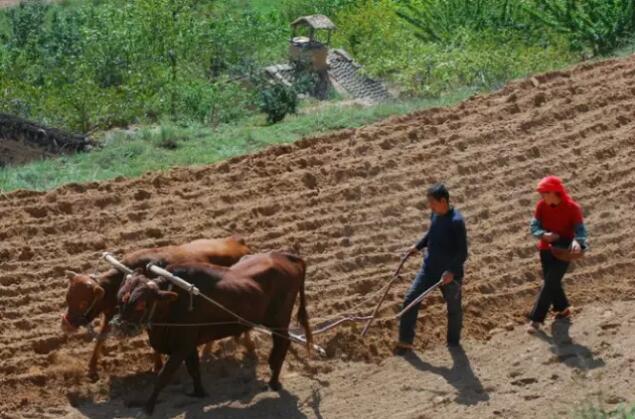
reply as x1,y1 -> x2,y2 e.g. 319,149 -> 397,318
427,183 -> 450,202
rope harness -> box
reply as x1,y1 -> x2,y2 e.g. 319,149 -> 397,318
103,254 -> 324,356
295,278 -> 443,336
100,252 -> 448,358
147,264 -> 323,355
102,253 -> 159,337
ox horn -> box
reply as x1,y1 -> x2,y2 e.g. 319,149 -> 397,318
65,270 -> 79,279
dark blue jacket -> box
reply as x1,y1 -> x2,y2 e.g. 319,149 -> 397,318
415,208 -> 468,279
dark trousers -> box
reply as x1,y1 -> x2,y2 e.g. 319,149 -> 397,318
398,269 -> 462,345
529,250 -> 570,323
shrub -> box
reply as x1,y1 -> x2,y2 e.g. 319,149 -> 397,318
331,0 -> 574,97
155,124 -> 182,150
396,0 -> 522,43
279,0 -> 362,22
259,83 -> 298,124
574,403 -> 635,419
4,1 -> 48,50
526,0 -> 635,55
0,0 -> 274,131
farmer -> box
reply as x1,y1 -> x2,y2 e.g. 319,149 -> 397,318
527,176 -> 588,333
395,183 -> 468,354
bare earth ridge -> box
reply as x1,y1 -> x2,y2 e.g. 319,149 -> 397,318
1,55 -> 634,418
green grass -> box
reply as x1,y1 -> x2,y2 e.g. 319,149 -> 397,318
611,36 -> 635,58
573,403 -> 635,419
3,1 -> 634,193
0,91 -> 472,192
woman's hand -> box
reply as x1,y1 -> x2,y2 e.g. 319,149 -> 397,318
543,232 -> 560,243
570,240 -> 582,254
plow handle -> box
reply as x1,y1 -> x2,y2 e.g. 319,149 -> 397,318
360,251 -> 411,337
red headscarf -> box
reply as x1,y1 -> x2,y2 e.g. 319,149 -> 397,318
536,176 -> 572,203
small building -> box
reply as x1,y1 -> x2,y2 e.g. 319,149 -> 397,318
265,15 -> 392,103
289,14 -> 335,72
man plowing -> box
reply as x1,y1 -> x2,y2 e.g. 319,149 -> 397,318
395,183 -> 468,354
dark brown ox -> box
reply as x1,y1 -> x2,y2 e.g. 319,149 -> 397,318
117,252 -> 313,415
61,236 -> 250,380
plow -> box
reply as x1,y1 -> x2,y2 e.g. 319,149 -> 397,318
101,251 -> 444,358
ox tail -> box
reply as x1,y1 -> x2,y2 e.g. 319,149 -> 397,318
293,256 -> 313,355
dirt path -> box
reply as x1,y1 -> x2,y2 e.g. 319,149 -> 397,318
31,299 -> 635,418
1,55 -> 635,417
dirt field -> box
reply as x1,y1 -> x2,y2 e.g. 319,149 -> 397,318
1,54 -> 635,418
59,300 -> 635,419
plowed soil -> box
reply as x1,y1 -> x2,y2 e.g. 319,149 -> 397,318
1,55 -> 635,418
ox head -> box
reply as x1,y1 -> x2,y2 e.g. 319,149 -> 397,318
61,270 -> 105,334
117,270 -> 177,324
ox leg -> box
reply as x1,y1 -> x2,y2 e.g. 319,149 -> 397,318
141,352 -> 186,415
268,333 -> 290,391
185,350 -> 207,398
242,331 -> 256,356
88,315 -> 110,381
200,342 -> 214,360
152,351 -> 163,373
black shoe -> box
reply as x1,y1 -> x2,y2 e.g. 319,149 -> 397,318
393,342 -> 413,356
554,307 -> 572,320
527,321 -> 542,334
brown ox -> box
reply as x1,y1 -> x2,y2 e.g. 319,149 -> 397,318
61,236 -> 250,380
117,252 -> 313,415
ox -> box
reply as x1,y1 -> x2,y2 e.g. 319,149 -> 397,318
61,236 -> 250,380
117,252 -> 313,415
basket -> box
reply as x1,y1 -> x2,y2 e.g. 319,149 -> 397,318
550,246 -> 585,262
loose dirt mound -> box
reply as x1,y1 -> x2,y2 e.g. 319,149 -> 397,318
0,138 -> 56,167
0,113 -> 92,167
1,55 -> 635,416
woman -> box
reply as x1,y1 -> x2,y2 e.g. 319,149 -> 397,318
528,176 -> 588,333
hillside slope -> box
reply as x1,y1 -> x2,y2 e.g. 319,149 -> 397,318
1,55 -> 635,417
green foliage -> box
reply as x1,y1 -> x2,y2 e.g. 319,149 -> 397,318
526,0 -> 635,55
154,124 -> 184,150
259,83 -> 298,124
574,403 -> 635,419
331,0 -> 574,96
0,0 -> 282,131
396,0 -> 522,43
0,0 -> 631,143
0,94 -> 471,192
278,0 -> 362,22
4,1 -> 48,50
